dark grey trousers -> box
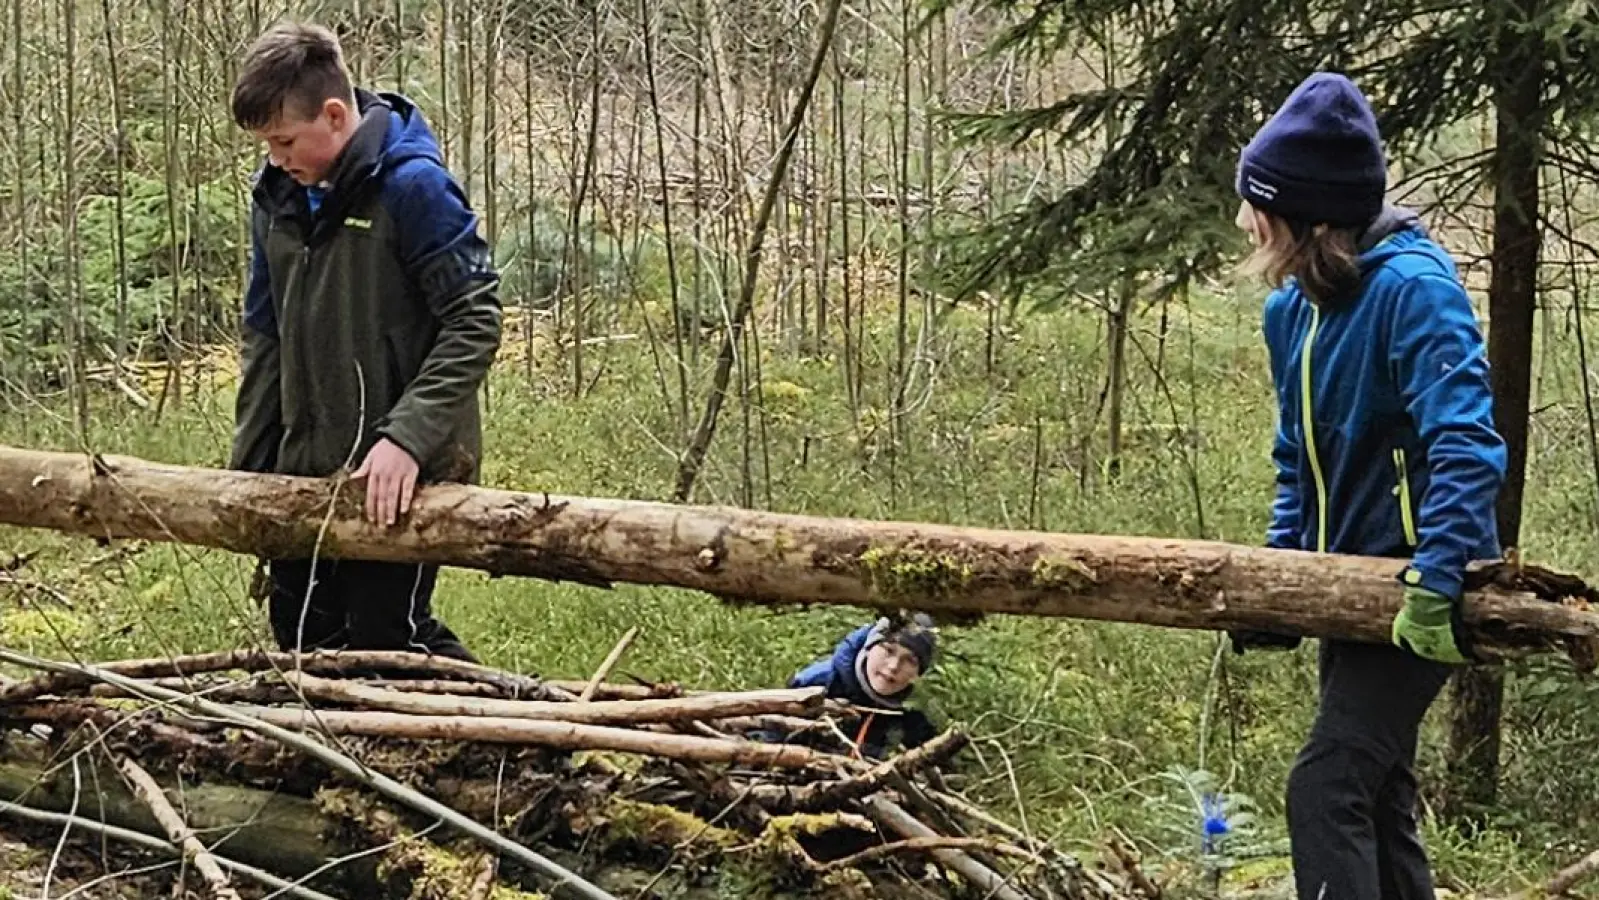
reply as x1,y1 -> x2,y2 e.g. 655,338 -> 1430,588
1286,639 -> 1453,900
266,557 -> 475,663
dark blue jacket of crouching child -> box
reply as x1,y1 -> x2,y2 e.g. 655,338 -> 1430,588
761,617 -> 940,760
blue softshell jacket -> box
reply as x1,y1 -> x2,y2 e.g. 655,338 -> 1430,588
1263,207 -> 1507,601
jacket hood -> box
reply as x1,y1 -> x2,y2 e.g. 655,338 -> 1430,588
1356,204 -> 1435,271
374,90 -> 444,169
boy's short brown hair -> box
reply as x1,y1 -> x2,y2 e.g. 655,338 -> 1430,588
232,21 -> 355,130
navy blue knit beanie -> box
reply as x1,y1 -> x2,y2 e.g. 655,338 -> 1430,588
1236,72 -> 1387,228
865,613 -> 937,674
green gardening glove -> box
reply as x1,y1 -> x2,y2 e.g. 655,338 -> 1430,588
1391,585 -> 1472,664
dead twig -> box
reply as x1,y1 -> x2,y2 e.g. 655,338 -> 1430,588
355,679 -> 510,698
116,755 -> 244,900
1107,833 -> 1162,900
545,680 -> 687,701
0,648 -> 550,705
821,835 -> 1036,871
230,704 -> 844,769
749,730 -> 968,812
277,671 -> 824,725
579,626 -> 640,701
861,795 -> 1033,900
1547,847 -> 1599,896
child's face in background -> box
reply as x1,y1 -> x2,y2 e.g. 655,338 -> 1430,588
254,98 -> 355,187
864,641 -> 921,697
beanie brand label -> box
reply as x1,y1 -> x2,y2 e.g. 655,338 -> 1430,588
1245,175 -> 1279,201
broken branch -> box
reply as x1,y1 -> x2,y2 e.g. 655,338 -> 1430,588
116,756 -> 244,900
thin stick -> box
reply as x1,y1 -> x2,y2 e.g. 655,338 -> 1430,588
0,649 -> 550,705
354,679 -> 508,698
0,649 -> 618,900
579,626 -> 639,701
465,851 -> 498,900
860,795 -> 1031,900
42,752 -> 83,898
749,730 -> 967,812
543,680 -> 689,701
0,800 -> 341,900
1547,847 -> 1599,896
230,704 -> 840,769
278,671 -> 824,725
116,756 -> 243,900
821,836 -> 1036,871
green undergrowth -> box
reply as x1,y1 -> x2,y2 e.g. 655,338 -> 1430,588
1,295 -> 1596,896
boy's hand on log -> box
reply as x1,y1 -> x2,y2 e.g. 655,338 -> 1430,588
352,438 -> 419,527
1392,585 -> 1472,664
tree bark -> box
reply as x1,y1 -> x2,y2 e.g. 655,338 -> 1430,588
1448,0 -> 1546,820
0,446 -> 1596,666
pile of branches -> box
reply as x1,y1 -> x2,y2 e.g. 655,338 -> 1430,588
0,647 -> 1154,900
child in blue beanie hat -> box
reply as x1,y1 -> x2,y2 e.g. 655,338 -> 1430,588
770,614 -> 940,760
1231,71 -> 1508,900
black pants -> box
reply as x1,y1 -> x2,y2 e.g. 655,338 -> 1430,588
266,558 -> 475,662
1287,639 -> 1453,900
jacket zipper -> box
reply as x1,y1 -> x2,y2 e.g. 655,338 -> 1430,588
1300,304 -> 1329,553
283,243 -> 311,430
1393,448 -> 1418,546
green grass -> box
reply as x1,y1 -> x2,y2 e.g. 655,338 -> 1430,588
1,291 -> 1596,896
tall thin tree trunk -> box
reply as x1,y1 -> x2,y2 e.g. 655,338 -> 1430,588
834,48 -> 856,421
61,0 -> 87,440
1106,278 -> 1133,479
458,1 -> 475,200
436,0 -> 450,166
888,0 -> 912,507
3,0 -> 22,395
673,0 -> 849,502
1448,0 -> 1545,822
566,2 -> 604,398
522,52 -> 537,381
158,0 -> 183,412
639,0 -> 689,437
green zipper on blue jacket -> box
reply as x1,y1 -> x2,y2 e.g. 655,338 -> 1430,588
1393,448 -> 1418,546
1301,304 -> 1328,553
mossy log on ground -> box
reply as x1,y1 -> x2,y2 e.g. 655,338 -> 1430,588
0,738 -> 366,890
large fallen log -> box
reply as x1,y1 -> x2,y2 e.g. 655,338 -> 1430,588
1,445 -> 1596,667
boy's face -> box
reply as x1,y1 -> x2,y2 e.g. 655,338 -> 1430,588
253,98 -> 355,187
863,641 -> 921,697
